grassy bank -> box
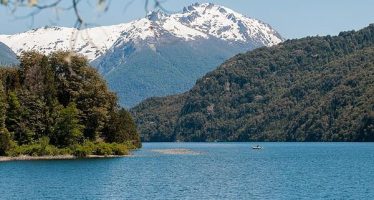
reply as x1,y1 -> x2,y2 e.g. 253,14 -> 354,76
0,154 -> 131,162
3,137 -> 139,159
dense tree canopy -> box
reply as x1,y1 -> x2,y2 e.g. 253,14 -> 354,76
132,24 -> 374,142
0,51 -> 140,156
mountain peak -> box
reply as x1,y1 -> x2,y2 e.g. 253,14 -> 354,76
0,3 -> 283,61
146,10 -> 168,21
183,3 -> 231,14
176,3 -> 282,44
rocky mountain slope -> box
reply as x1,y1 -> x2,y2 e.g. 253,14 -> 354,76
0,42 -> 19,66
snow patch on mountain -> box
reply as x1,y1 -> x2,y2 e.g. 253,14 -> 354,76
176,3 -> 282,45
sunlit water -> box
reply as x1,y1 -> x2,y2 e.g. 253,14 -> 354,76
1,143 -> 373,199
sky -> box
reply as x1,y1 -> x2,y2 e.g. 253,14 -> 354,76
0,0 -> 373,39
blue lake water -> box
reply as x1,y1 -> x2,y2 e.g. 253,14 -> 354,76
0,143 -> 373,199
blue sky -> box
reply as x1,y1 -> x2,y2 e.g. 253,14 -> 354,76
0,0 -> 373,39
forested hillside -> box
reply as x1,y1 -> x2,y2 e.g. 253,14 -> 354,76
132,25 -> 374,142
0,52 -> 140,157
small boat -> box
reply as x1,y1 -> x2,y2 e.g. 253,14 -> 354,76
252,145 -> 263,150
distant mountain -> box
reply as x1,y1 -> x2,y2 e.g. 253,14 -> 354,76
0,42 -> 19,66
131,25 -> 374,142
0,3 -> 283,107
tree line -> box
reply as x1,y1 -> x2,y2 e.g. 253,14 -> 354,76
0,51 -> 140,157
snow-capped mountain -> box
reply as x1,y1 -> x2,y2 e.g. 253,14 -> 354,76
0,25 -> 122,61
0,3 -> 282,61
0,3 -> 284,107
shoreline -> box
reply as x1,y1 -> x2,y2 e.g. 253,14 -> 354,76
0,155 -> 128,162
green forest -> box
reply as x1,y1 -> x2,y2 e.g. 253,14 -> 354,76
0,52 -> 141,157
132,24 -> 374,142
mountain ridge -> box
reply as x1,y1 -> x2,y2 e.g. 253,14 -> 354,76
0,3 -> 282,61
0,3 -> 284,107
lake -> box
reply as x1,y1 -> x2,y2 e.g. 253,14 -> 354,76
1,143 -> 373,199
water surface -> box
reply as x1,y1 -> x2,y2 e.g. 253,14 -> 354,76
1,143 -> 373,199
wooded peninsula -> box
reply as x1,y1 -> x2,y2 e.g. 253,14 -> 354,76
0,52 -> 141,157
